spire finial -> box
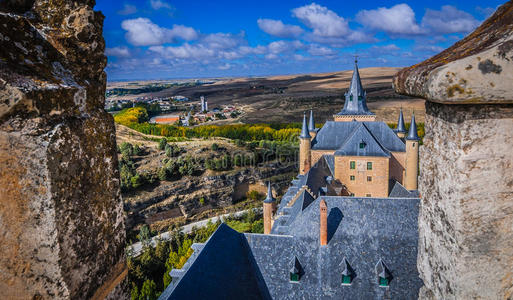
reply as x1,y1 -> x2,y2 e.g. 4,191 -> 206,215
354,54 -> 358,64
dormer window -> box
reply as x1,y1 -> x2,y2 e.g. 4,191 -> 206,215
341,258 -> 355,286
290,256 -> 302,283
375,259 -> 392,288
358,96 -> 363,101
349,95 -> 353,101
359,142 -> 366,149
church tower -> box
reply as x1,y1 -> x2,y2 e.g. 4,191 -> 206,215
263,182 -> 276,235
405,113 -> 420,190
299,112 -> 311,175
334,58 -> 376,122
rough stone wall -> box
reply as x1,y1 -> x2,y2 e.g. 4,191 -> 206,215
0,1 -> 126,299
418,102 -> 513,299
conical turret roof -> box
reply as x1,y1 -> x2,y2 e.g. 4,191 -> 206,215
396,108 -> 406,133
264,182 -> 275,203
337,59 -> 374,116
300,112 -> 311,139
308,110 -> 315,132
406,113 -> 419,141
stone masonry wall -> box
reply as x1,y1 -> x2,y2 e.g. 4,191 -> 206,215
418,102 -> 513,299
0,1 -> 126,299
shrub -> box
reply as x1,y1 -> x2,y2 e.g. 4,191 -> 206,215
158,138 -> 167,151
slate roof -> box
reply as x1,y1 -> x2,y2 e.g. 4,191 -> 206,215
299,112 -> 311,139
334,123 -> 390,157
312,121 -> 406,153
159,223 -> 269,300
395,108 -> 407,133
406,113 -> 420,141
308,110 -> 316,132
389,180 -> 420,198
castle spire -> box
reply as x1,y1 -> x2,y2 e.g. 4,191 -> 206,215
300,112 -> 311,139
335,59 -> 374,119
264,182 -> 275,203
308,110 -> 315,132
396,108 -> 406,133
406,112 -> 420,141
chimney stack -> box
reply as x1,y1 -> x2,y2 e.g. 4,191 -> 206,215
320,199 -> 327,246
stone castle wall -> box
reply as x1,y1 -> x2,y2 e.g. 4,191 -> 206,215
0,1 -> 127,299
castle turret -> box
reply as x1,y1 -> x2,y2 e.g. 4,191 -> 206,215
395,108 -> 407,139
334,58 -> 376,122
405,113 -> 420,190
320,199 -> 327,246
308,110 -> 317,139
299,112 -> 311,175
263,182 -> 276,234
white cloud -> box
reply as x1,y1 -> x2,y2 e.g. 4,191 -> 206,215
150,0 -> 172,10
202,32 -> 245,50
307,44 -> 336,56
105,46 -> 131,57
267,40 -> 304,54
292,3 -> 350,37
370,44 -> 400,54
414,44 -> 445,53
121,18 -> 198,46
257,19 -> 304,38
356,4 -> 423,35
421,5 -> 480,34
118,3 -> 137,15
149,44 -> 215,59
218,63 -> 233,70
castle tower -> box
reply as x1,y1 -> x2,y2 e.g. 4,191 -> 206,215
405,113 -> 420,190
334,58 -> 376,122
263,182 -> 276,234
395,108 -> 407,139
299,112 -> 311,175
320,199 -> 327,246
308,110 -> 317,139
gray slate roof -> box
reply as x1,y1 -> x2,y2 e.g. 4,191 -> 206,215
312,121 -> 405,153
334,123 -> 390,157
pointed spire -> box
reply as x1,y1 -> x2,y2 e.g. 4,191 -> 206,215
349,58 -> 364,98
406,112 -> 419,140
396,108 -> 406,133
300,112 -> 311,139
308,110 -> 315,132
263,182 -> 275,203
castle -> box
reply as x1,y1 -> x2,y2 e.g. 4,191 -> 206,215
159,60 -> 422,299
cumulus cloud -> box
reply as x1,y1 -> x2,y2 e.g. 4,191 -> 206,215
121,18 -> 198,46
257,19 -> 304,38
414,44 -> 445,53
292,3 -> 350,37
356,4 -> 423,35
149,44 -> 215,59
105,46 -> 131,57
202,32 -> 246,50
150,0 -> 172,10
307,44 -> 336,56
421,5 -> 480,34
117,4 -> 137,15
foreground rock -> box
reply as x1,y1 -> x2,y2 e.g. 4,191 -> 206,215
0,1 -> 126,299
394,2 -> 513,299
394,2 -> 513,104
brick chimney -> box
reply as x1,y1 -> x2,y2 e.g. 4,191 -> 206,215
320,199 -> 327,246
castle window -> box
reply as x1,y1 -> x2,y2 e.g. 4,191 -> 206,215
367,162 -> 373,170
350,175 -> 355,181
350,193 -> 355,196
350,161 -> 355,169
379,277 -> 389,287
358,96 -> 363,101
290,272 -> 300,282
367,176 -> 372,182
412,142 -> 416,147
375,259 -> 392,289
349,95 -> 353,101
359,142 -> 366,149
290,256 -> 302,283
366,194 -> 371,197
341,257 -> 355,286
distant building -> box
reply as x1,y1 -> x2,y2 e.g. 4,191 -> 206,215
152,115 -> 180,124
200,96 -> 208,112
159,59 -> 422,299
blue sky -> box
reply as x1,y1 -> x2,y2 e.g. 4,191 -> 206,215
95,0 -> 503,81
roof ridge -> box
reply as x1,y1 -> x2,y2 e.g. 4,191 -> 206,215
361,122 -> 390,155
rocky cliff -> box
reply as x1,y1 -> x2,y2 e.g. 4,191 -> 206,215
394,2 -> 513,299
0,1 -> 126,299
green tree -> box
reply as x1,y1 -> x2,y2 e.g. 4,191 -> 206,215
139,279 -> 157,300
211,143 -> 219,151
158,138 -> 167,151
